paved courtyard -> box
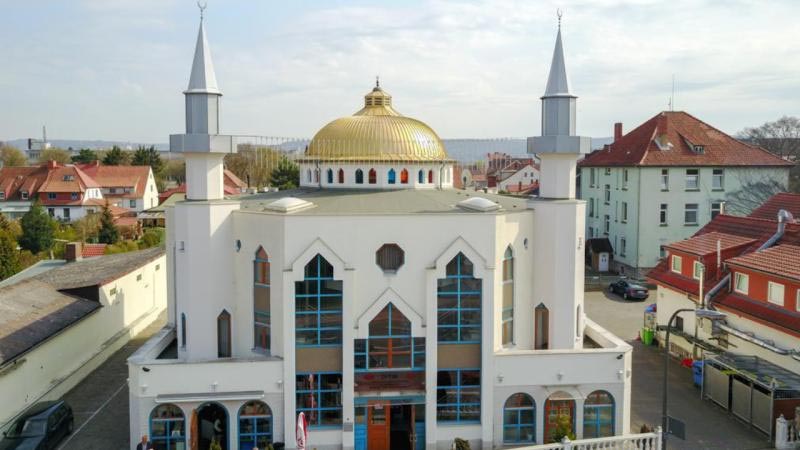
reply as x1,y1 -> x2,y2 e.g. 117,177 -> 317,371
585,289 -> 772,450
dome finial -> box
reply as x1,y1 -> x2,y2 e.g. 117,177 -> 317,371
375,75 -> 380,88
557,8 -> 562,29
197,1 -> 207,21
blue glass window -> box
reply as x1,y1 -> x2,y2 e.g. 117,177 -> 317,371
388,169 -> 396,184
295,255 -> 343,346
150,404 -> 185,450
254,247 -> 270,352
239,401 -> 272,450
583,390 -> 614,438
437,253 -> 481,343
418,170 -> 424,183
355,169 -> 364,184
436,369 -> 480,423
354,303 -> 424,371
503,393 -> 535,443
296,372 -> 343,427
327,169 -> 333,184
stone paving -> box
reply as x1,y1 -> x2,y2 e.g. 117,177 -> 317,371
585,289 -> 772,450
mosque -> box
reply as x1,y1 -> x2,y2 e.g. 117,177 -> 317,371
128,10 -> 632,450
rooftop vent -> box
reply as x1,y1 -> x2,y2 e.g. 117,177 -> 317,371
264,197 -> 315,213
457,197 -> 500,212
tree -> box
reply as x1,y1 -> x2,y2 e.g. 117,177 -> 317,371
37,147 -> 71,165
725,172 -> 787,216
132,145 -> 163,173
0,230 -> 20,280
550,414 -> 576,443
269,156 -> 300,189
71,148 -> 99,164
740,116 -> 800,192
161,159 -> 186,185
19,200 -> 55,254
97,204 -> 120,244
225,144 -> 285,187
0,144 -> 27,167
102,145 -> 131,166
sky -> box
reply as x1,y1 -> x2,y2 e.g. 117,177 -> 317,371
0,0 -> 798,143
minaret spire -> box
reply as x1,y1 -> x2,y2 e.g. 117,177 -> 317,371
544,11 -> 572,98
186,2 -> 220,95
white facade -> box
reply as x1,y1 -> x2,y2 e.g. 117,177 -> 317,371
299,163 -> 453,190
497,165 -> 539,192
1,253 -> 166,431
128,16 -> 631,450
581,166 -> 789,276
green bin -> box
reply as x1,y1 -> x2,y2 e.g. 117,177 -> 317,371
641,327 -> 654,346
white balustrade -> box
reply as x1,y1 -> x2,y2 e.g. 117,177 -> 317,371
508,428 -> 662,450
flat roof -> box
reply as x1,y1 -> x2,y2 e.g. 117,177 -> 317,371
236,188 -> 530,216
709,353 -> 800,392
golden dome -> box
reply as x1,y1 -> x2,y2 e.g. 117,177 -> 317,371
304,83 -> 449,162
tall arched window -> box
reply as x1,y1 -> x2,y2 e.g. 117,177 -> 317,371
368,303 -> 411,368
503,393 -> 535,443
388,169 -> 396,184
355,169 -> 364,184
502,246 -> 514,346
437,252 -> 481,343
368,168 -> 377,184
544,392 -> 575,443
535,303 -> 549,350
295,255 -> 343,346
180,313 -> 187,348
326,169 -> 333,184
314,169 -> 319,183
239,401 -> 273,449
583,391 -> 615,438
418,170 -> 424,184
428,170 -> 434,184
218,310 -> 232,358
400,169 -> 409,184
150,404 -> 185,449
254,247 -> 270,352
306,169 -> 312,183
338,168 -> 345,184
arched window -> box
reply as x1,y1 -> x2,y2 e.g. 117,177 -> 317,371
388,169 -> 396,184
400,169 -> 409,184
150,404 -> 185,449
368,168 -> 377,184
502,246 -> 514,346
326,169 -> 333,184
368,303 -> 411,369
218,310 -> 231,358
338,168 -> 345,184
355,169 -> 364,184
254,247 -> 270,352
314,169 -> 319,183
180,313 -> 187,348
503,393 -> 535,443
544,392 -> 575,443
306,169 -> 312,183
428,170 -> 434,184
583,391 -> 614,438
295,255 -> 343,346
418,169 -> 424,184
239,401 -> 273,450
535,303 -> 549,350
437,252 -> 481,343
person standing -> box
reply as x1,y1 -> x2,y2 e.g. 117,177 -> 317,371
136,434 -> 152,450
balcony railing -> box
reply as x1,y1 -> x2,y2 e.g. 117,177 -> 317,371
509,429 -> 662,450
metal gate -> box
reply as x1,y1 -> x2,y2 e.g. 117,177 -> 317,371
731,376 -> 751,421
704,361 -> 730,409
752,384 -> 771,434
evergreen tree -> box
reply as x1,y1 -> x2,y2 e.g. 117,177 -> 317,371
132,145 -> 163,173
269,156 -> 300,189
71,148 -> 99,164
102,145 -> 130,166
19,200 -> 55,254
97,203 -> 120,244
0,230 -> 20,280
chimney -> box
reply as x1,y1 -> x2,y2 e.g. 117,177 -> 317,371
65,242 -> 83,262
656,112 -> 669,136
47,160 -> 58,169
614,122 -> 623,142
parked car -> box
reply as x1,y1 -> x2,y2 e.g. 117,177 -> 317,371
608,279 -> 649,300
0,401 -> 73,450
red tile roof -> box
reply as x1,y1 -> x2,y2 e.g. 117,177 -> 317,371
157,169 -> 246,204
726,244 -> 800,282
748,192 -> 800,221
664,231 -> 756,257
39,166 -> 99,192
715,292 -> 800,336
580,111 -> 792,167
81,244 -> 107,258
77,163 -> 152,198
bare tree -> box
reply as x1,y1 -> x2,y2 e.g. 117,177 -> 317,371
724,172 -> 786,216
740,116 -> 800,192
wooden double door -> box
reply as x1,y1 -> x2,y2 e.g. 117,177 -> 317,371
367,401 -> 419,450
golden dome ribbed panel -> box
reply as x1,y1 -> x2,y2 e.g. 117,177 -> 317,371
304,86 -> 449,162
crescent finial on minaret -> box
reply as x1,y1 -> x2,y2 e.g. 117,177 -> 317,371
198,1 -> 208,21
557,8 -> 563,29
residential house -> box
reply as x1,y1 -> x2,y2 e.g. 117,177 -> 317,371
579,112 -> 792,277
77,162 -> 159,211
496,160 -> 540,193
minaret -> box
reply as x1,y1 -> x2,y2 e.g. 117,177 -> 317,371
528,14 -> 591,350
168,6 -> 238,360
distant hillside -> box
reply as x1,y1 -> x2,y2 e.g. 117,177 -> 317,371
3,139 -> 169,151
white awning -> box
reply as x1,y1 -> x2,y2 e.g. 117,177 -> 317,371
155,390 -> 264,403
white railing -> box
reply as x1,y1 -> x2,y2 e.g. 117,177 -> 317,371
776,414 -> 800,449
513,429 -> 662,450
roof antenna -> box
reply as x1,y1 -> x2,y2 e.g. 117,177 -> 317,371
197,1 -> 207,21
375,75 -> 380,88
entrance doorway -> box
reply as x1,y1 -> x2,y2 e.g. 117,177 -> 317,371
361,401 -> 424,450
197,402 -> 228,450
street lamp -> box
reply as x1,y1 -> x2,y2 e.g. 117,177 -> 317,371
661,308 -> 726,449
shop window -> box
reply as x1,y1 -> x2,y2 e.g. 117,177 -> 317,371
583,391 -> 614,438
239,401 -> 272,449
436,369 -> 480,423
503,393 -> 535,443
296,372 -> 343,426
150,404 -> 185,449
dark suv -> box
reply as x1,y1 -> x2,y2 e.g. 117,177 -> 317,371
0,401 -> 74,450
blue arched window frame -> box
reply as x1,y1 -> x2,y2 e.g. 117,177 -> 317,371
418,170 -> 424,183
503,393 -> 535,443
150,404 -> 185,450
437,252 -> 481,343
238,401 -> 273,450
388,169 -> 396,184
583,390 -> 615,438
295,255 -> 343,346
326,169 -> 333,184
355,169 -> 364,184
